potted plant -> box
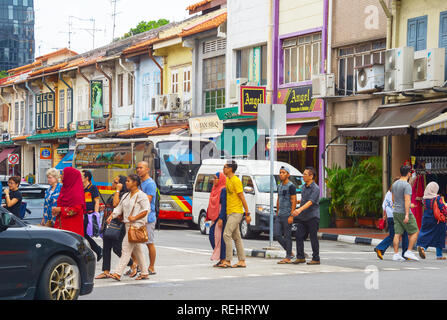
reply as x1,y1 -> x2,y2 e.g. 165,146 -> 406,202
325,165 -> 356,228
344,157 -> 383,228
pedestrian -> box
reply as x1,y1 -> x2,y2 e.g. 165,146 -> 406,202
4,176 -> 23,219
206,172 -> 227,267
108,174 -> 150,281
417,182 -> 447,260
41,168 -> 62,227
136,161 -> 157,276
374,178 -> 409,260
292,167 -> 320,265
52,167 -> 85,237
219,160 -> 251,269
275,166 -> 297,264
82,170 -> 103,261
391,165 -> 420,261
95,175 -> 137,280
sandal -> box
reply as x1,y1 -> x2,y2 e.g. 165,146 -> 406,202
148,269 -> 157,275
217,263 -> 231,268
135,274 -> 149,281
129,267 -> 138,278
110,273 -> 121,282
95,272 -> 111,280
277,259 -> 292,264
231,263 -> 247,268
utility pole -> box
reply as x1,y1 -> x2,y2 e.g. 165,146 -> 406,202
69,16 -> 104,50
59,16 -> 75,49
111,0 -> 121,41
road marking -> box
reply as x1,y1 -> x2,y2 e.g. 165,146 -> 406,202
194,277 -> 212,280
157,246 -> 211,256
403,267 -> 421,270
247,274 -> 262,277
272,273 -> 286,275
381,268 -> 400,271
221,275 -> 238,278
167,279 -> 185,282
423,267 -> 441,270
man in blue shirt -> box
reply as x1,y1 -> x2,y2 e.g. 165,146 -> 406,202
137,161 -> 157,275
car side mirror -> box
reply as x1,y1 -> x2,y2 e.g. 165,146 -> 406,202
154,158 -> 161,170
0,211 -> 13,231
244,186 -> 255,195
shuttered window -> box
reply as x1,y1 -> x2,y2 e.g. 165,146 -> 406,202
203,38 -> 226,54
407,15 -> 427,52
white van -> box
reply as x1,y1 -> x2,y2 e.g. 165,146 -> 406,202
192,159 -> 304,239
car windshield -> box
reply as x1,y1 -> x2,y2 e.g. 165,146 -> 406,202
157,140 -> 217,195
254,175 -> 304,194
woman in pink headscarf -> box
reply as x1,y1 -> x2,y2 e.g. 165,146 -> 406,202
206,172 -> 227,267
416,182 -> 447,260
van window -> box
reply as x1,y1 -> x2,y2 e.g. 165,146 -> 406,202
242,176 -> 254,189
195,174 -> 215,193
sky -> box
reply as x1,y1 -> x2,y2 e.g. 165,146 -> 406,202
34,0 -> 195,57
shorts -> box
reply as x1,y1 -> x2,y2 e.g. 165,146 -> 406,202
393,212 -> 419,235
145,222 -> 156,244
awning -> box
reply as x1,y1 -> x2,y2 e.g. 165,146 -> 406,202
55,150 -> 74,170
27,131 -> 77,142
268,122 -> 317,152
417,112 -> 447,135
0,148 -> 17,163
338,102 -> 447,137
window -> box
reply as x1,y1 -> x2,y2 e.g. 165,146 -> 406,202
203,55 -> 225,114
407,15 -> 427,52
59,89 -> 65,129
36,93 -> 55,130
20,101 -> 24,133
282,33 -> 322,84
67,89 -> 72,125
236,45 -> 268,85
183,67 -> 191,93
28,94 -> 33,131
14,102 -> 19,135
440,11 -> 447,81
128,73 -> 134,105
118,74 -> 124,107
171,69 -> 179,94
74,143 -> 133,169
242,176 -> 254,190
194,174 -> 215,193
337,40 -> 386,96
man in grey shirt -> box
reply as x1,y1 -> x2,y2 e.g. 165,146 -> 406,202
275,167 -> 297,264
292,167 -> 320,265
391,165 -> 419,261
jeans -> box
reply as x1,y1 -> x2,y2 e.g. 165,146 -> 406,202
376,218 -> 409,255
274,215 -> 293,258
295,218 -> 320,261
84,214 -> 102,257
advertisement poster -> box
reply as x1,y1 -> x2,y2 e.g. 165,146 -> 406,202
91,80 -> 104,118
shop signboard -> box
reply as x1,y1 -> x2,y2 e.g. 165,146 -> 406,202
77,120 -> 94,133
2,133 -> 10,142
216,107 -> 254,121
347,140 -> 379,156
91,80 -> 104,119
40,146 -> 52,160
278,85 -> 324,115
240,86 -> 266,116
189,116 -> 223,135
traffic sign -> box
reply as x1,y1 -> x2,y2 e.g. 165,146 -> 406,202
8,154 -> 19,165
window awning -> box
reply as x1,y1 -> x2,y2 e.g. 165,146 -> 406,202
0,148 -> 17,163
268,122 -> 317,152
417,112 -> 447,135
338,102 -> 447,137
27,131 -> 77,142
55,150 -> 74,170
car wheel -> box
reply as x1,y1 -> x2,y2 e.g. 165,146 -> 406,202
36,255 -> 80,301
199,212 -> 207,235
240,219 -> 254,239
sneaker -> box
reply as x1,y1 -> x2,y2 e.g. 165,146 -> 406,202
392,253 -> 405,261
403,250 -> 419,261
374,248 -> 384,260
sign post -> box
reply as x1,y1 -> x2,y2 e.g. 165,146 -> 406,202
258,104 -> 286,247
8,154 -> 19,177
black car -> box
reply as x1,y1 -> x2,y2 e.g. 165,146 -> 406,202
0,208 -> 96,300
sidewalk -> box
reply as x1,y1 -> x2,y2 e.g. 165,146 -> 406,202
243,227 -> 447,259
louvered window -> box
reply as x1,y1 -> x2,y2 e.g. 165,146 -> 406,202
203,38 -> 226,54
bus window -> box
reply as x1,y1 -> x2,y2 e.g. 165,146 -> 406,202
74,143 -> 133,169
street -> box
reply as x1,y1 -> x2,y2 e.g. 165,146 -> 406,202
82,225 -> 447,300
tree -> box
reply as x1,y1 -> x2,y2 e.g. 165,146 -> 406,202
122,19 -> 170,39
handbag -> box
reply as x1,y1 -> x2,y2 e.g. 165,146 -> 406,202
433,197 -> 446,224
103,218 -> 123,241
127,192 -> 149,244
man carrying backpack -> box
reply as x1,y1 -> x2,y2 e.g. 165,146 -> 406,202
137,161 -> 158,275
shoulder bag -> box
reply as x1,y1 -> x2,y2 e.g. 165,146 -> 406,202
128,192 -> 149,243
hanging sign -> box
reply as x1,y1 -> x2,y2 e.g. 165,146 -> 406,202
91,80 -> 104,119
240,86 -> 266,116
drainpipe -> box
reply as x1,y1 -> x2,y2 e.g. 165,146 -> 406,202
95,63 -> 112,132
25,81 -> 36,133
149,48 -> 163,95
12,85 -> 18,135
58,74 -> 74,131
327,0 -> 333,73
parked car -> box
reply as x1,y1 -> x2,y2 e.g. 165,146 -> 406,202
0,208 -> 96,300
192,159 -> 304,239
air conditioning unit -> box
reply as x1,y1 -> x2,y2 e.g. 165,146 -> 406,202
385,47 -> 414,91
356,64 -> 385,93
229,78 -> 248,104
152,94 -> 181,114
312,73 -> 335,97
413,48 -> 446,89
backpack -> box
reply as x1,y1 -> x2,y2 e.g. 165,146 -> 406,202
432,197 -> 446,224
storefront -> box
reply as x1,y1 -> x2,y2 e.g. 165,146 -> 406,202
276,85 -> 325,188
